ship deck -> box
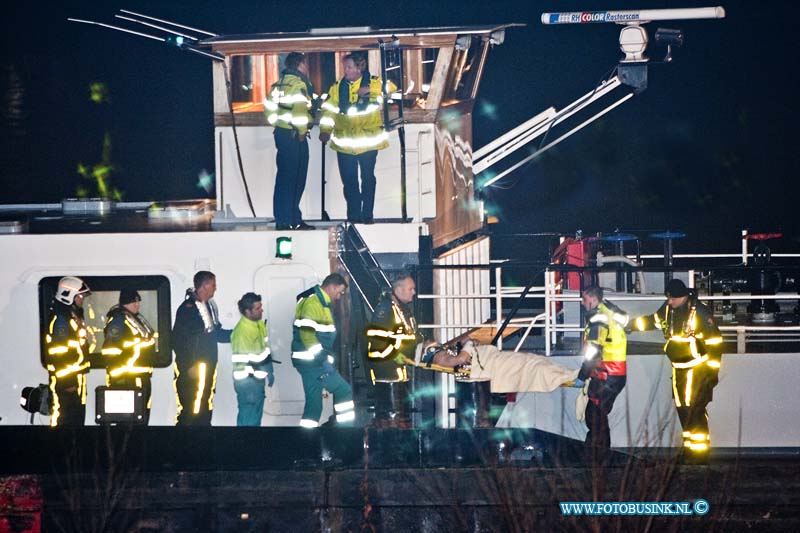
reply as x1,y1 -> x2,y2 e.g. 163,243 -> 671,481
0,201 -> 390,234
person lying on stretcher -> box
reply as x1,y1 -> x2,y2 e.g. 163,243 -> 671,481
409,339 -> 580,394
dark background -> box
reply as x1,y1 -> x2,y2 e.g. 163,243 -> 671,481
2,0 -> 797,255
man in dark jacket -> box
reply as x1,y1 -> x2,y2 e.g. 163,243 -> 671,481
102,289 -> 156,424
44,276 -> 92,427
631,279 -> 723,461
365,274 -> 422,427
172,271 -> 231,426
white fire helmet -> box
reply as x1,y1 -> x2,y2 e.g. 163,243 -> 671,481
55,276 -> 90,305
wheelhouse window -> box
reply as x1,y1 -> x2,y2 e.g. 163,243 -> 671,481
442,35 -> 488,105
228,48 -> 442,114
39,275 -> 172,369
229,52 -> 338,113
381,48 -> 440,110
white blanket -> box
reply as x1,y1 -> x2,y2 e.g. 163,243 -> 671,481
463,344 -> 579,393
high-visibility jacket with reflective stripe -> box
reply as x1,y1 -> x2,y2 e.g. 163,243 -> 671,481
633,297 -> 722,368
291,285 -> 336,366
101,307 -> 155,377
582,302 -> 627,377
230,316 -> 271,380
366,297 -> 420,365
44,302 -> 91,377
320,76 -> 396,155
265,71 -> 314,137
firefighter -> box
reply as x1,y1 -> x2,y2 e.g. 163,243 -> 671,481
576,286 -> 628,458
319,53 -> 396,224
291,273 -> 354,427
171,271 -> 231,426
365,274 -> 422,428
230,292 -> 274,426
631,279 -> 723,461
101,289 -> 156,424
44,276 -> 92,427
265,52 -> 315,230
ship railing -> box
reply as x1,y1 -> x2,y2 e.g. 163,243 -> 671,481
413,260 -> 800,356
542,265 -> 800,356
415,262 -> 551,350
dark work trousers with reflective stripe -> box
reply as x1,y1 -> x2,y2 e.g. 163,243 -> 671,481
336,150 -> 377,222
273,128 -> 309,227
585,375 -> 626,452
175,360 -> 216,426
673,366 -> 718,442
51,373 -> 86,427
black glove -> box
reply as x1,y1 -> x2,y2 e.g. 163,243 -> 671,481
577,362 -> 592,382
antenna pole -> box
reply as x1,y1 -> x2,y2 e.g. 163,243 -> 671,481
119,9 -> 217,37
114,14 -> 200,41
67,18 -> 165,42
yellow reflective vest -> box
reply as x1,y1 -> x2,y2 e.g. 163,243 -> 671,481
265,70 -> 314,137
582,302 -> 627,377
291,286 -> 336,366
320,76 -> 396,155
231,316 -> 271,380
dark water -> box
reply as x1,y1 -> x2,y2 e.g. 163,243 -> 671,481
2,1 -> 798,253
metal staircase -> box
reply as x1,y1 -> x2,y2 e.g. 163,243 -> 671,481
337,223 -> 392,313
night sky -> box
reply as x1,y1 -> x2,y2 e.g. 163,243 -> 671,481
2,1 -> 798,254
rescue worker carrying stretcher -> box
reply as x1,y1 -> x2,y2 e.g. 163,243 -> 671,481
365,274 -> 422,428
291,274 -> 355,427
630,279 -> 723,461
44,276 -> 92,427
101,289 -> 156,424
576,286 -> 628,458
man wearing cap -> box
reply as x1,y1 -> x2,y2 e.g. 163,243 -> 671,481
631,279 -> 723,461
102,289 -> 156,424
44,276 -> 92,426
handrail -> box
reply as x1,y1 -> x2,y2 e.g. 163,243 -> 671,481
412,258 -> 800,357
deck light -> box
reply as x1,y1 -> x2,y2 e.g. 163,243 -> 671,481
276,236 -> 293,259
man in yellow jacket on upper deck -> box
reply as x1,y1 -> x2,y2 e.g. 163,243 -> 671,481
265,52 -> 315,230
319,53 -> 395,224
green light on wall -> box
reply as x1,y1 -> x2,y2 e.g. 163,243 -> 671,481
276,236 -> 293,259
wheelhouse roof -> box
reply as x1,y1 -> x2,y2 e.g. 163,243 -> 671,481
202,23 -> 524,53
